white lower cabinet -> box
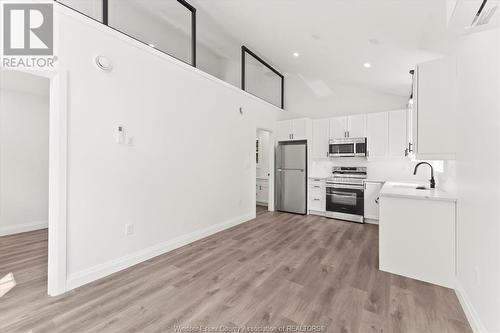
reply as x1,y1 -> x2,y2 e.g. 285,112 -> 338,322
379,195 -> 456,288
308,178 -> 326,214
256,179 -> 269,205
364,181 -> 384,222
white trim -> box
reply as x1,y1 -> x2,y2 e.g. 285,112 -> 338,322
66,213 -> 254,290
0,221 -> 48,236
364,218 -> 379,225
454,279 -> 488,333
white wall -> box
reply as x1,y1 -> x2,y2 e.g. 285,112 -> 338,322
310,158 -> 454,187
55,5 -> 299,289
285,75 -> 409,119
0,83 -> 49,235
256,130 -> 271,179
454,29 -> 500,333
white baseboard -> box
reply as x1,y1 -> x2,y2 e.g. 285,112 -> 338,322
454,279 -> 487,333
66,213 -> 255,291
364,218 -> 379,225
0,220 -> 48,236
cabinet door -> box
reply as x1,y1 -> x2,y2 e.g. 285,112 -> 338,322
389,110 -> 407,158
364,182 -> 383,220
261,183 -> 269,203
415,57 -> 457,159
312,119 -> 330,159
277,121 -> 293,141
329,117 -> 347,139
366,112 -> 388,159
292,118 -> 309,140
347,114 -> 366,138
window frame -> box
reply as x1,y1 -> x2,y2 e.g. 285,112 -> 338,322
241,45 -> 284,109
55,0 -> 197,67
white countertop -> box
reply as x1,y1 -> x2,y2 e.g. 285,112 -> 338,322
380,182 -> 457,202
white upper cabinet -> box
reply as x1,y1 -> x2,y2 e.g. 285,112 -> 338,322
312,119 -> 330,159
388,110 -> 407,158
292,118 -> 310,140
347,114 -> 366,138
329,115 -> 366,139
413,57 -> 457,159
277,118 -> 311,141
277,121 -> 293,141
367,112 -> 389,159
329,116 -> 347,139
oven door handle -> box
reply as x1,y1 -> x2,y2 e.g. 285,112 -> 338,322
326,184 -> 364,190
327,191 -> 356,197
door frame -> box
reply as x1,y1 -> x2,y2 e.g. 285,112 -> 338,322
10,68 -> 68,296
255,127 -> 275,213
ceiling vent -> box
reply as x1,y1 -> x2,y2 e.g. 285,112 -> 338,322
449,0 -> 500,32
471,0 -> 498,27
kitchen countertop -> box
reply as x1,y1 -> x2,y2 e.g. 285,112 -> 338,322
380,182 -> 457,202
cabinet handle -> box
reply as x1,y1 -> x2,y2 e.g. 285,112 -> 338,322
347,131 -> 350,138
313,185 -> 321,188
313,198 -> 320,201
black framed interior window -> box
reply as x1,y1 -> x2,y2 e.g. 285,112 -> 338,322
55,0 -> 197,67
241,46 -> 284,109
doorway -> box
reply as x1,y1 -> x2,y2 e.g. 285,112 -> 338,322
256,129 -> 274,214
0,70 -> 50,297
0,69 -> 67,297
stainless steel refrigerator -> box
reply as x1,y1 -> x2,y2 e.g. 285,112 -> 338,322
275,141 -> 307,214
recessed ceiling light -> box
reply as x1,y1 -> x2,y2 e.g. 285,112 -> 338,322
148,43 -> 155,48
293,52 -> 300,57
363,62 -> 372,68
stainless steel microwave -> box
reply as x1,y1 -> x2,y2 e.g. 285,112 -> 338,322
329,137 -> 367,157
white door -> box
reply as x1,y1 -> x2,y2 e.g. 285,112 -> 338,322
329,117 -> 347,139
364,182 -> 383,220
347,114 -> 366,138
292,118 -> 309,140
277,121 -> 293,141
312,119 -> 330,159
367,112 -> 388,159
389,110 -> 407,158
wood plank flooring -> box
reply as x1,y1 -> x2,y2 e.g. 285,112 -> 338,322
0,210 -> 471,332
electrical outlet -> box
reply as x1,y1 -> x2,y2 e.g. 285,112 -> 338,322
125,224 -> 134,236
474,267 -> 481,286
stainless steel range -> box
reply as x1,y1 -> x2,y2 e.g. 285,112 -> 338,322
325,167 -> 367,223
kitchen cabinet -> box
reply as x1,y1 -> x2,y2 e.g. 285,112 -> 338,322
308,178 -> 326,214
388,109 -> 407,158
364,181 -> 384,222
256,179 -> 269,205
412,57 -> 457,160
329,116 -> 347,139
348,114 -> 367,138
366,112 -> 388,159
312,119 -> 330,159
329,115 -> 366,139
379,183 -> 456,288
277,118 -> 311,141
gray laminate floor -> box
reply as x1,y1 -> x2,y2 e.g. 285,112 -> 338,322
0,211 -> 471,332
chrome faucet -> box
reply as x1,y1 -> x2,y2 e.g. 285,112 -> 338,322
413,162 -> 435,189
